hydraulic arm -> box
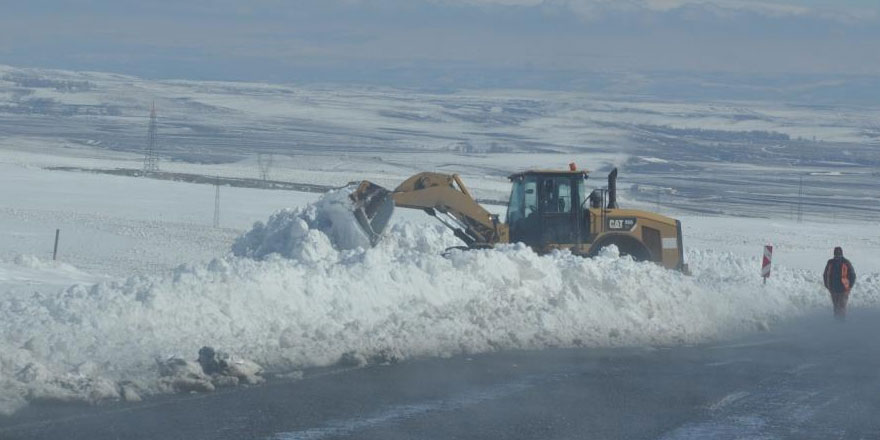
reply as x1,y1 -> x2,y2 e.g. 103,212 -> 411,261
350,172 -> 507,247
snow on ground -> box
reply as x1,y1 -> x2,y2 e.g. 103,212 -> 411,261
0,177 -> 878,415
4,63 -> 880,222
0,255 -> 108,293
0,136 -> 878,416
0,64 -> 878,416
0,161 -> 318,278
682,214 -> 880,273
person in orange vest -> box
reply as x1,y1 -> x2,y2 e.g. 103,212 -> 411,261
823,247 -> 856,320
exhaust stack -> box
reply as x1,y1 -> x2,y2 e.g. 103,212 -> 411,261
607,168 -> 619,209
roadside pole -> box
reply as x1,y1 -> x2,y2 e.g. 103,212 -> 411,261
53,229 -> 60,260
762,245 -> 773,285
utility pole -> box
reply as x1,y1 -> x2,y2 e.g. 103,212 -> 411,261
213,178 -> 221,228
144,101 -> 160,173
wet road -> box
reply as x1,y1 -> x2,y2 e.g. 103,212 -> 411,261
3,310 -> 879,440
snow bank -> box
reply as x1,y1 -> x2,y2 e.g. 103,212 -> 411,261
0,254 -> 105,294
231,187 -> 371,261
1,189 -> 878,415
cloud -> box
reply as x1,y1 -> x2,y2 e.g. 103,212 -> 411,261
646,0 -> 809,14
2,0 -> 879,83
439,0 -> 875,21
647,0 -> 876,21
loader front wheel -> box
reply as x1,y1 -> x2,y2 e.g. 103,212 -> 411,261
588,235 -> 653,262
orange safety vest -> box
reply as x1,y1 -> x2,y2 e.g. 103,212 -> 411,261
824,258 -> 854,293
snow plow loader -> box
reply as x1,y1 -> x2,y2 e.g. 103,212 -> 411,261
350,165 -> 687,271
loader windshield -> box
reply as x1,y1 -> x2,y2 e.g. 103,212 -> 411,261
506,175 -> 538,225
579,178 -> 588,208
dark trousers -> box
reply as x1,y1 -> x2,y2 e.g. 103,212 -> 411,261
829,290 -> 850,319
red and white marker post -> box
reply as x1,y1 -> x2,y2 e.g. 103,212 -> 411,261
761,245 -> 773,284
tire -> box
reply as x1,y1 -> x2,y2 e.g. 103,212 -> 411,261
588,235 -> 653,262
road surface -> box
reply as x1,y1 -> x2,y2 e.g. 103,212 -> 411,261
2,310 -> 879,439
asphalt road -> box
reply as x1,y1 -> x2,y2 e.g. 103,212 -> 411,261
2,310 -> 879,440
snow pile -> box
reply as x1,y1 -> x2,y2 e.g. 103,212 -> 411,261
1,190 -> 878,415
12,255 -> 71,271
232,187 -> 371,261
0,254 -> 105,293
156,347 -> 264,394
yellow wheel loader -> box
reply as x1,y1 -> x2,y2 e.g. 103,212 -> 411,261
350,165 -> 687,271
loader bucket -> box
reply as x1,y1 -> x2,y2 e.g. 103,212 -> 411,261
349,181 -> 395,245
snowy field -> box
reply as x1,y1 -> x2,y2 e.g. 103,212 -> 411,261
1,152 -> 878,416
2,64 -> 879,220
1,66 -> 879,416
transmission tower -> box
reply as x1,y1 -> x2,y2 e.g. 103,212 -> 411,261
144,101 -> 160,173
258,153 -> 273,181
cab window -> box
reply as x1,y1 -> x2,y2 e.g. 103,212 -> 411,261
557,179 -> 571,213
506,175 -> 538,225
541,177 -> 572,214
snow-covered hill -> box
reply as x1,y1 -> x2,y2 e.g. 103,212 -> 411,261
2,64 -> 879,220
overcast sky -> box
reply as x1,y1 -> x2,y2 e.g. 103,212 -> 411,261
1,0 -> 879,86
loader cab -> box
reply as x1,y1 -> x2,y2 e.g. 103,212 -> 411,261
506,170 -> 590,249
